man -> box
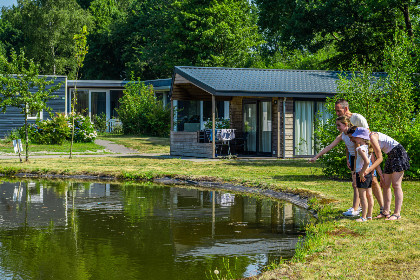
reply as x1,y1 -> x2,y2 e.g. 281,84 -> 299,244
334,99 -> 384,216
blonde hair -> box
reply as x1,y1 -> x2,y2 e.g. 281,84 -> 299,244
336,115 -> 353,128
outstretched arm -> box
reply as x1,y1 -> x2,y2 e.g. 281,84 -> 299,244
309,134 -> 342,163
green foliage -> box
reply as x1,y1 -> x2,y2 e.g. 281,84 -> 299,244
0,49 -> 62,161
0,0 -> 93,76
68,114 -> 97,143
116,80 -> 171,137
204,118 -> 230,129
315,32 -> 419,179
93,112 -> 107,133
255,0 -> 419,70
23,114 -> 71,145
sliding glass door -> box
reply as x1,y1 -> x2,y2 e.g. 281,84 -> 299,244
243,99 -> 272,155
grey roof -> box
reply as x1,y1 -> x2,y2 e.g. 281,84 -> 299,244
173,66 -> 386,98
67,78 -> 171,91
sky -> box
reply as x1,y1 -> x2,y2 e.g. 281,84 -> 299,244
1,0 -> 17,8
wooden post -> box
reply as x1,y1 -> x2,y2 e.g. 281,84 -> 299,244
277,98 -> 281,158
170,99 -> 174,131
212,95 -> 216,158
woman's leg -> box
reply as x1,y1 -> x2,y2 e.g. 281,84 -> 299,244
382,173 -> 393,215
390,171 -> 404,217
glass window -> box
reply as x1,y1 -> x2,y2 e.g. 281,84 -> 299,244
110,90 -> 123,119
294,101 -> 329,156
91,91 -> 106,117
70,89 -> 89,116
176,100 -> 200,131
203,101 -> 225,122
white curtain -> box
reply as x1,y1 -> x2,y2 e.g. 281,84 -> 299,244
295,101 -> 314,156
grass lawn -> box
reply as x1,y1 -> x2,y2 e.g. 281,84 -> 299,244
0,139 -> 107,154
0,137 -> 418,279
98,134 -> 170,154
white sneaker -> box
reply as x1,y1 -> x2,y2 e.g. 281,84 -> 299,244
343,207 -> 360,216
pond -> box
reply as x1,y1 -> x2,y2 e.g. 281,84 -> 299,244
0,180 -> 312,279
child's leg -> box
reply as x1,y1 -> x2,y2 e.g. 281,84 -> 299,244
366,188 -> 374,219
383,173 -> 393,215
391,171 -> 404,216
371,176 -> 383,209
358,188 -> 367,219
352,172 -> 360,209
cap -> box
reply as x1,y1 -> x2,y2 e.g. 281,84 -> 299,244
350,127 -> 370,140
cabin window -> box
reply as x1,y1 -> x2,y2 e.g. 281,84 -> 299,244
294,101 -> 330,156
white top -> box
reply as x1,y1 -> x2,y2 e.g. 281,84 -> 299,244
355,145 -> 369,172
342,133 -> 356,156
373,132 -> 399,154
350,113 -> 369,128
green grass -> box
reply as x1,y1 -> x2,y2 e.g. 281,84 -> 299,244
0,137 -> 418,279
98,134 -> 170,154
0,139 -> 108,154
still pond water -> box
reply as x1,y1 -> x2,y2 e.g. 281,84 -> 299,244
0,180 -> 311,279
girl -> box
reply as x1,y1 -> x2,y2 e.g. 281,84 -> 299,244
351,127 -> 410,220
350,128 -> 374,222
309,116 -> 361,216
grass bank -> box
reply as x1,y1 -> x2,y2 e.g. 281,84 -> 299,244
0,138 -> 418,279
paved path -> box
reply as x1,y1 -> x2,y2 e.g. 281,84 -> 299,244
94,139 -> 139,154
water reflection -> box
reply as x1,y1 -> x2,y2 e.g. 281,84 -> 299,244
0,180 -> 312,279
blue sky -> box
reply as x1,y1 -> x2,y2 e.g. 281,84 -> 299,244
1,0 -> 17,8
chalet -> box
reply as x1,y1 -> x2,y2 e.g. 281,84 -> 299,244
170,67 -> 341,158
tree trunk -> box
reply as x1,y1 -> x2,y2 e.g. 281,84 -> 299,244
24,111 -> 29,162
401,4 -> 413,38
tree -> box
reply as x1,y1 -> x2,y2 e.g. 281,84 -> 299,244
114,0 -> 264,80
0,0 -> 93,77
255,0 -> 420,70
70,25 -> 89,159
315,32 -> 419,179
0,50 -> 62,161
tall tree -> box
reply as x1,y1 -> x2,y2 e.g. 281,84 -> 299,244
0,0 -> 92,76
0,50 -> 62,161
255,0 -> 419,70
115,0 -> 264,80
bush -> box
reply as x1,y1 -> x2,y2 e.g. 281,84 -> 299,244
315,32 -> 419,179
68,114 -> 97,143
19,114 -> 70,145
93,112 -> 107,133
116,79 -> 171,137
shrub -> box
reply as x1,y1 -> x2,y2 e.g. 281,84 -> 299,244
68,114 -> 97,143
18,114 -> 70,145
93,112 -> 108,133
315,32 -> 419,179
116,79 -> 171,137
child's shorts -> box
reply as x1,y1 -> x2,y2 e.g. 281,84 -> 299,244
356,173 -> 373,189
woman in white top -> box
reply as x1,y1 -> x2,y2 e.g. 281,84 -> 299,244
309,116 -> 360,215
351,127 -> 410,220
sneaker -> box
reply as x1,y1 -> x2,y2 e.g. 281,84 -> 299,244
343,207 -> 360,217
358,206 -> 362,212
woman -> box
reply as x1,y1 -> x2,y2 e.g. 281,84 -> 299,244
350,127 -> 410,220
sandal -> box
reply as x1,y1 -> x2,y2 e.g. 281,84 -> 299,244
385,214 -> 401,221
356,217 -> 367,222
373,212 -> 390,219
367,217 -> 372,220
